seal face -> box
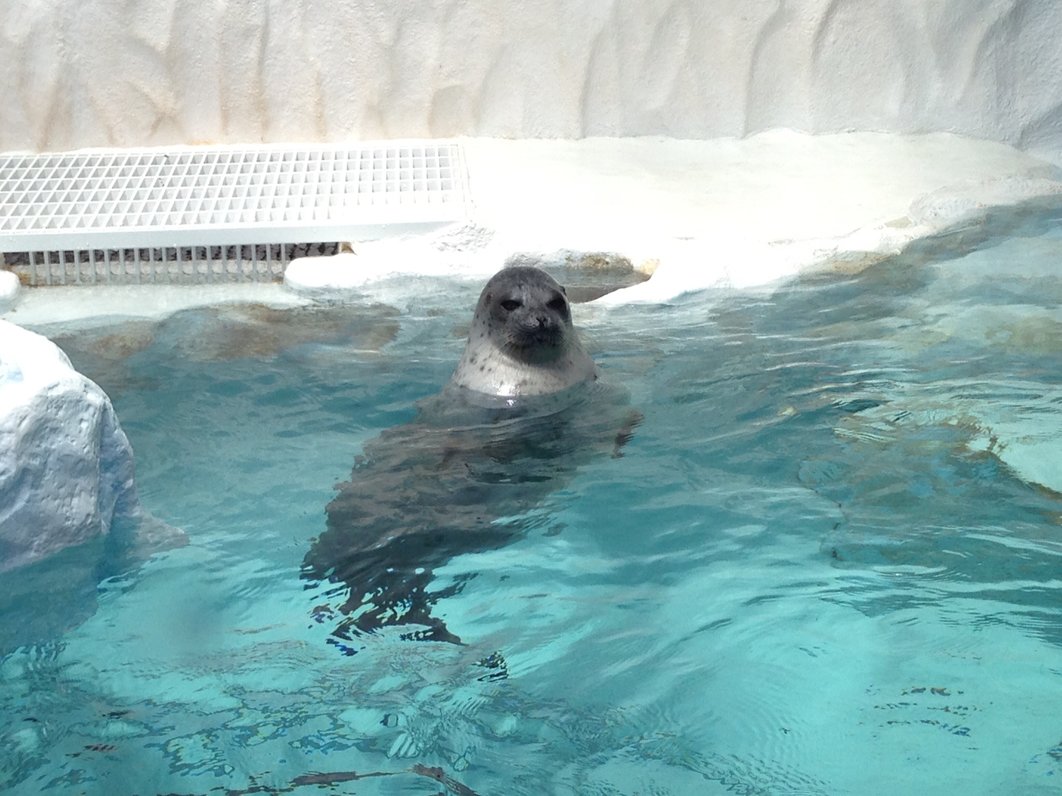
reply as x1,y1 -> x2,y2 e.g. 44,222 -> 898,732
450,266 -> 597,397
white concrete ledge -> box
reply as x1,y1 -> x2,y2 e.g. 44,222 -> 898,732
0,271 -> 18,312
5,131 -> 1061,316
282,131 -> 1062,303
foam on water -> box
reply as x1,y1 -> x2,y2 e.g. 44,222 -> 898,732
1,203 -> 1061,794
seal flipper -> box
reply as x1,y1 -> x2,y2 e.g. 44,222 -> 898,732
611,408 -> 644,458
335,565 -> 468,646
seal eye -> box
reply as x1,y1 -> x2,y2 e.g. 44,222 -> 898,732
547,296 -> 567,313
500,299 -> 521,312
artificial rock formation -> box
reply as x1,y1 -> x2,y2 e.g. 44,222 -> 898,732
0,320 -> 140,571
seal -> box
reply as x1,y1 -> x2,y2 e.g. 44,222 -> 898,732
303,266 -> 638,650
449,265 -> 597,398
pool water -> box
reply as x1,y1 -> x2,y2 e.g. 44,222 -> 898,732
2,203 -> 1062,795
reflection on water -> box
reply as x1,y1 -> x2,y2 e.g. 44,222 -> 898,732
1,201 -> 1061,794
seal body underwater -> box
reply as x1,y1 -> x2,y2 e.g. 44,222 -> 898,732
302,266 -> 638,650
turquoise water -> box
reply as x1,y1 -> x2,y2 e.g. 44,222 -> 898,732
2,204 -> 1062,794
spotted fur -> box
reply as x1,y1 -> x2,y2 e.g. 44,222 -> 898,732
450,266 -> 597,397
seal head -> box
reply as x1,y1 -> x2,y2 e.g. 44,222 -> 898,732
450,266 -> 597,398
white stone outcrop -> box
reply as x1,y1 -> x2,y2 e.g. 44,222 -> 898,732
280,132 -> 1062,300
2,0 -> 1061,153
0,320 -> 140,572
0,272 -> 18,313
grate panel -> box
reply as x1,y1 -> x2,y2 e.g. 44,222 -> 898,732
0,142 -> 467,283
3,243 -> 342,286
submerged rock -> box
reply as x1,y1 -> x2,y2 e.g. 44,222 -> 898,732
0,319 -> 140,571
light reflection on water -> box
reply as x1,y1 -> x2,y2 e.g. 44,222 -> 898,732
1,200 -> 1061,794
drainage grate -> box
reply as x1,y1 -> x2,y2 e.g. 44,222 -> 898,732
2,243 -> 343,285
0,142 -> 468,285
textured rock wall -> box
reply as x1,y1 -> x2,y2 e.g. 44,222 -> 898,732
2,0 -> 1062,151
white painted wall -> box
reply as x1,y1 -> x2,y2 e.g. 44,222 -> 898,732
2,0 -> 1061,152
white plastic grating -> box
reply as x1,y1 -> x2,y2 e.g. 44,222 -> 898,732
0,142 -> 468,284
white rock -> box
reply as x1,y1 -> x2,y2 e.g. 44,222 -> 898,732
0,320 -> 140,572
0,271 -> 18,312
284,251 -> 398,295
284,227 -> 500,296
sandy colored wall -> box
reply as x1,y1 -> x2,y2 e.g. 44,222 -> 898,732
2,0 -> 1061,152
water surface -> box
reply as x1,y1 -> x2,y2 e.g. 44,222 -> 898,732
2,204 -> 1061,794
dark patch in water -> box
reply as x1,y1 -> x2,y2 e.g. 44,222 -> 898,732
303,383 -> 639,647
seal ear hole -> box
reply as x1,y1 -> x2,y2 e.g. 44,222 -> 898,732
500,299 -> 521,312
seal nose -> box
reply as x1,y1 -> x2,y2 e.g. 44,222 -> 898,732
533,314 -> 557,333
